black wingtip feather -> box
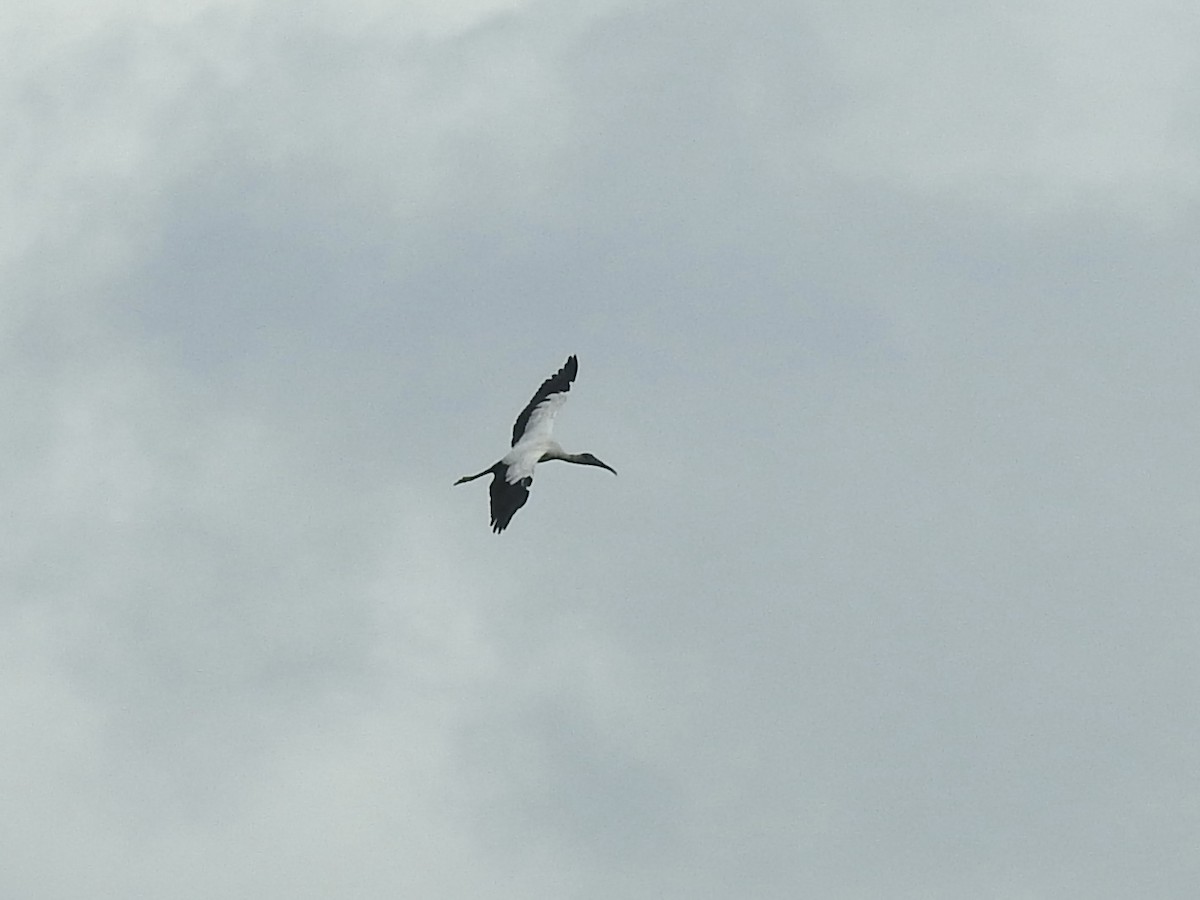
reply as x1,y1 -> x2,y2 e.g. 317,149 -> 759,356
489,471 -> 531,533
509,355 -> 579,446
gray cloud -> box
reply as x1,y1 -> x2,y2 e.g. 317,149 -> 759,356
3,0 -> 1198,897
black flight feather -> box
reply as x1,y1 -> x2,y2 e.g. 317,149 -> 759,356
510,355 -> 578,446
488,467 -> 531,533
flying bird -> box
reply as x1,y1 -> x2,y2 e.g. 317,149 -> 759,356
455,355 -> 616,532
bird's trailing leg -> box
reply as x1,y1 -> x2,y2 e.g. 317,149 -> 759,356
454,462 -> 501,485
453,462 -> 529,532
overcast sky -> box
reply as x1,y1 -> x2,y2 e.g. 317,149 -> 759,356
4,0 -> 1199,897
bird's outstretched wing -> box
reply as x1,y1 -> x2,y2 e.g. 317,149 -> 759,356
489,470 -> 530,533
510,355 -> 578,447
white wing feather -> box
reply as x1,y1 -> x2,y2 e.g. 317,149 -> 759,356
501,444 -> 544,484
516,393 -> 569,447
501,356 -> 577,486
502,394 -> 568,485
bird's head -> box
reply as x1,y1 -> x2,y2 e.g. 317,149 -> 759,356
578,452 -> 617,475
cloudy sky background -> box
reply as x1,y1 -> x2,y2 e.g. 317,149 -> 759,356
4,0 -> 1199,896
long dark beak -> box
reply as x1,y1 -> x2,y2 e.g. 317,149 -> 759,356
595,459 -> 617,475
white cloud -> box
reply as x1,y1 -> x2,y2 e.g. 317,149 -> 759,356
805,1 -> 1200,218
3,0 -> 1199,897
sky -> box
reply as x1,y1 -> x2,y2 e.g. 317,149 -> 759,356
3,0 -> 1199,897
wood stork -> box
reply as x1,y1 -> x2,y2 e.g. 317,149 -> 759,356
454,355 -> 616,532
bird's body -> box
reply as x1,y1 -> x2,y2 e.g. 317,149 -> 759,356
455,355 -> 616,532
